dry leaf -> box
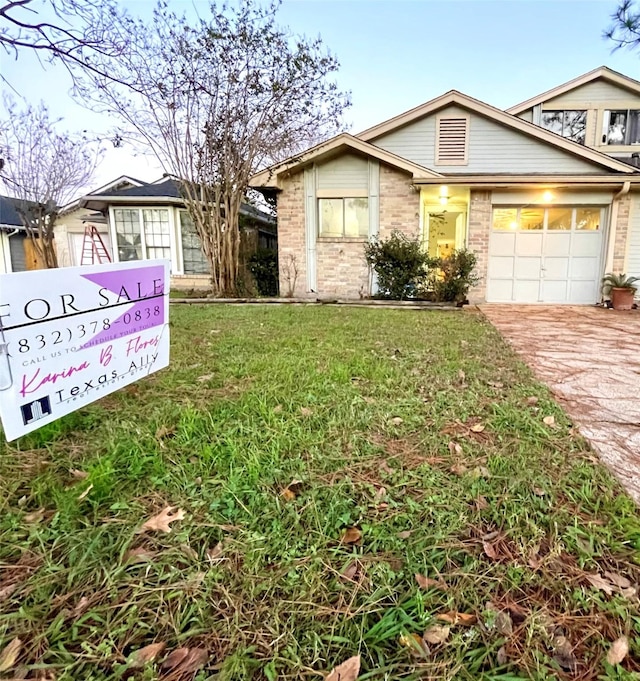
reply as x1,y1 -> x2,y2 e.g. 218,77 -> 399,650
487,380 -> 504,388
495,610 -> 513,636
423,624 -> 450,644
340,527 -> 362,545
390,417 -> 403,426
585,573 -> 614,596
77,484 -> 93,501
552,635 -> 578,672
437,611 -> 477,626
140,506 -> 186,534
340,562 -> 360,581
197,373 -> 214,382
543,415 -> 555,426
415,574 -> 447,591
206,542 -> 224,562
24,508 -> 44,524
300,407 -> 313,417
69,468 -> 88,479
379,461 -> 394,475
603,571 -> 631,590
448,441 -> 462,456
525,396 -> 539,406
606,636 -> 629,666
162,647 -> 207,673
280,488 -> 296,502
474,496 -> 489,510
373,487 -> 386,504
128,642 -> 167,668
397,530 -> 413,539
450,464 -> 468,476
458,370 -> 466,382
0,638 -> 22,672
0,584 -> 18,603
325,654 -> 361,681
72,596 -> 90,617
471,466 -> 490,479
399,633 -> 429,657
155,425 -> 176,440
470,423 -> 485,433
126,547 -> 156,564
273,404 -> 283,414
497,646 -> 508,665
483,541 -> 499,560
532,486 -> 545,497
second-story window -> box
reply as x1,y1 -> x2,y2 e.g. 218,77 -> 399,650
603,110 -> 640,145
540,110 -> 587,144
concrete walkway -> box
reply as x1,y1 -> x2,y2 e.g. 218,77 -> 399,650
481,305 -> 640,503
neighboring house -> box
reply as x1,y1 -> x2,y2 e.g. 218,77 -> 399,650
0,195 -> 34,273
250,66 -> 640,304
58,176 -> 276,289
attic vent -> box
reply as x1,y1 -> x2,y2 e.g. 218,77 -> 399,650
436,116 -> 469,165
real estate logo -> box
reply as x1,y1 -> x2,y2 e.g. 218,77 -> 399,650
20,396 -> 52,425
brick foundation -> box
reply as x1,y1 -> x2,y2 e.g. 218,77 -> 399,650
467,190 -> 492,303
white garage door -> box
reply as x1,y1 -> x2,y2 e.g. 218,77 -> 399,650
487,206 -> 605,304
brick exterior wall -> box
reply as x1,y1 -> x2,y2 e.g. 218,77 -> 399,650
316,239 -> 369,298
379,165 -> 421,240
276,172 -> 308,297
613,193 -> 631,273
467,190 -> 492,303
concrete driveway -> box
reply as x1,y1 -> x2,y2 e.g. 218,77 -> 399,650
481,305 -> 640,503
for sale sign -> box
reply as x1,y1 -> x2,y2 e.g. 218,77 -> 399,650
0,260 -> 170,441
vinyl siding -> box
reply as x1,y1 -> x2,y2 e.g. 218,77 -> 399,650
627,194 -> 640,282
316,153 -> 369,190
372,105 -> 604,174
518,109 -> 533,122
545,80 -> 640,107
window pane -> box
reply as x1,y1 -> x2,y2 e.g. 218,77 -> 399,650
606,110 -> 627,145
492,208 -> 518,231
547,208 -> 572,231
628,110 -> 640,145
520,208 -> 544,231
575,208 -> 601,231
114,208 -> 142,261
541,111 -> 563,136
344,198 -> 369,237
319,199 -> 344,236
142,208 -> 171,260
563,111 -> 586,144
180,211 -> 209,274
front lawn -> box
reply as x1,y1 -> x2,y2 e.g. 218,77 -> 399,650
1,306 -> 638,680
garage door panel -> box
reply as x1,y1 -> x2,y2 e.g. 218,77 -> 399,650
516,257 -> 542,279
488,256 -> 514,278
540,279 -> 568,302
570,256 -> 599,280
515,232 -> 543,256
490,233 -> 516,256
514,280 -> 540,302
568,280 -> 598,304
544,233 -> 571,255
486,279 -> 514,302
544,257 -> 569,279
571,233 -> 601,257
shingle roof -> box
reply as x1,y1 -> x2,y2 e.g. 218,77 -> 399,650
0,195 -> 33,230
96,178 -> 181,198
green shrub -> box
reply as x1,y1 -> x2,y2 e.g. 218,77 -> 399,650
249,248 -> 279,296
364,231 -> 434,299
429,248 -> 480,303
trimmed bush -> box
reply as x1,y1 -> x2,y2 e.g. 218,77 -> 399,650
249,248 -> 279,296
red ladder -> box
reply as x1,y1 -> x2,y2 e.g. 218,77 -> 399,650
80,224 -> 112,265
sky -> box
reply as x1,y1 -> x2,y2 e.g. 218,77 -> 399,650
2,0 -> 640,192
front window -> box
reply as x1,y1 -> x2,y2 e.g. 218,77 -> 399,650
318,198 -> 369,237
179,211 -> 209,274
492,206 -> 603,231
114,209 -> 142,261
541,110 -> 587,144
603,110 -> 640,145
113,207 -> 171,261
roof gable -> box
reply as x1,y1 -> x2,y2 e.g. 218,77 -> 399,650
507,66 -> 640,115
249,133 -> 442,188
358,90 -> 636,174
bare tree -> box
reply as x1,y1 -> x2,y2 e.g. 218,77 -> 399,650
0,97 -> 102,267
0,0 -> 136,89
605,0 -> 640,49
76,0 -> 350,295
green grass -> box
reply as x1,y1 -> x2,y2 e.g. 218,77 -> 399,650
1,306 -> 639,681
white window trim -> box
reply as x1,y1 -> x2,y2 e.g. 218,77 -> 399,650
435,113 -> 470,166
317,196 -> 370,239
110,205 -> 173,266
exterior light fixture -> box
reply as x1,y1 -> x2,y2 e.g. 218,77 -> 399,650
509,221 -> 518,230
439,185 -> 449,206
542,190 -> 553,203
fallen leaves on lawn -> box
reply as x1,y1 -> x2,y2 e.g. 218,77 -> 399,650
437,611 -> 477,626
543,415 -> 555,426
585,571 -> 637,599
552,633 -> 578,672
474,496 -> 489,510
390,417 -> 404,426
155,425 -> 176,441
397,530 -> 413,539
69,468 -> 88,479
525,396 -> 539,406
340,527 -> 362,545
280,488 -> 296,502
470,423 -> 485,433
139,506 -> 186,534
0,638 -> 22,672
483,540 -> 499,560
300,407 -> 313,417
423,624 -> 450,644
471,466 -> 490,479
280,479 -> 303,502
206,542 -> 224,563
340,561 -> 361,582
448,441 -> 462,456
128,642 -> 167,668
325,654 -> 360,681
606,636 -> 629,666
449,464 -> 468,476
399,633 -> 429,657
125,547 -> 157,564
72,596 -> 90,617
23,508 -> 44,524
415,573 -> 447,591
585,573 -> 615,596
196,374 -> 214,382
161,647 -> 208,675
603,570 -> 631,589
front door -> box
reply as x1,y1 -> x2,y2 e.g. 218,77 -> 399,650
425,210 -> 466,259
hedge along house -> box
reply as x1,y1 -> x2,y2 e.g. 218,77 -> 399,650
76,177 -> 276,290
250,67 -> 640,304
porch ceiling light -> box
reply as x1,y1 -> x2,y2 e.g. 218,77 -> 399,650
542,190 -> 554,203
439,185 -> 449,206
